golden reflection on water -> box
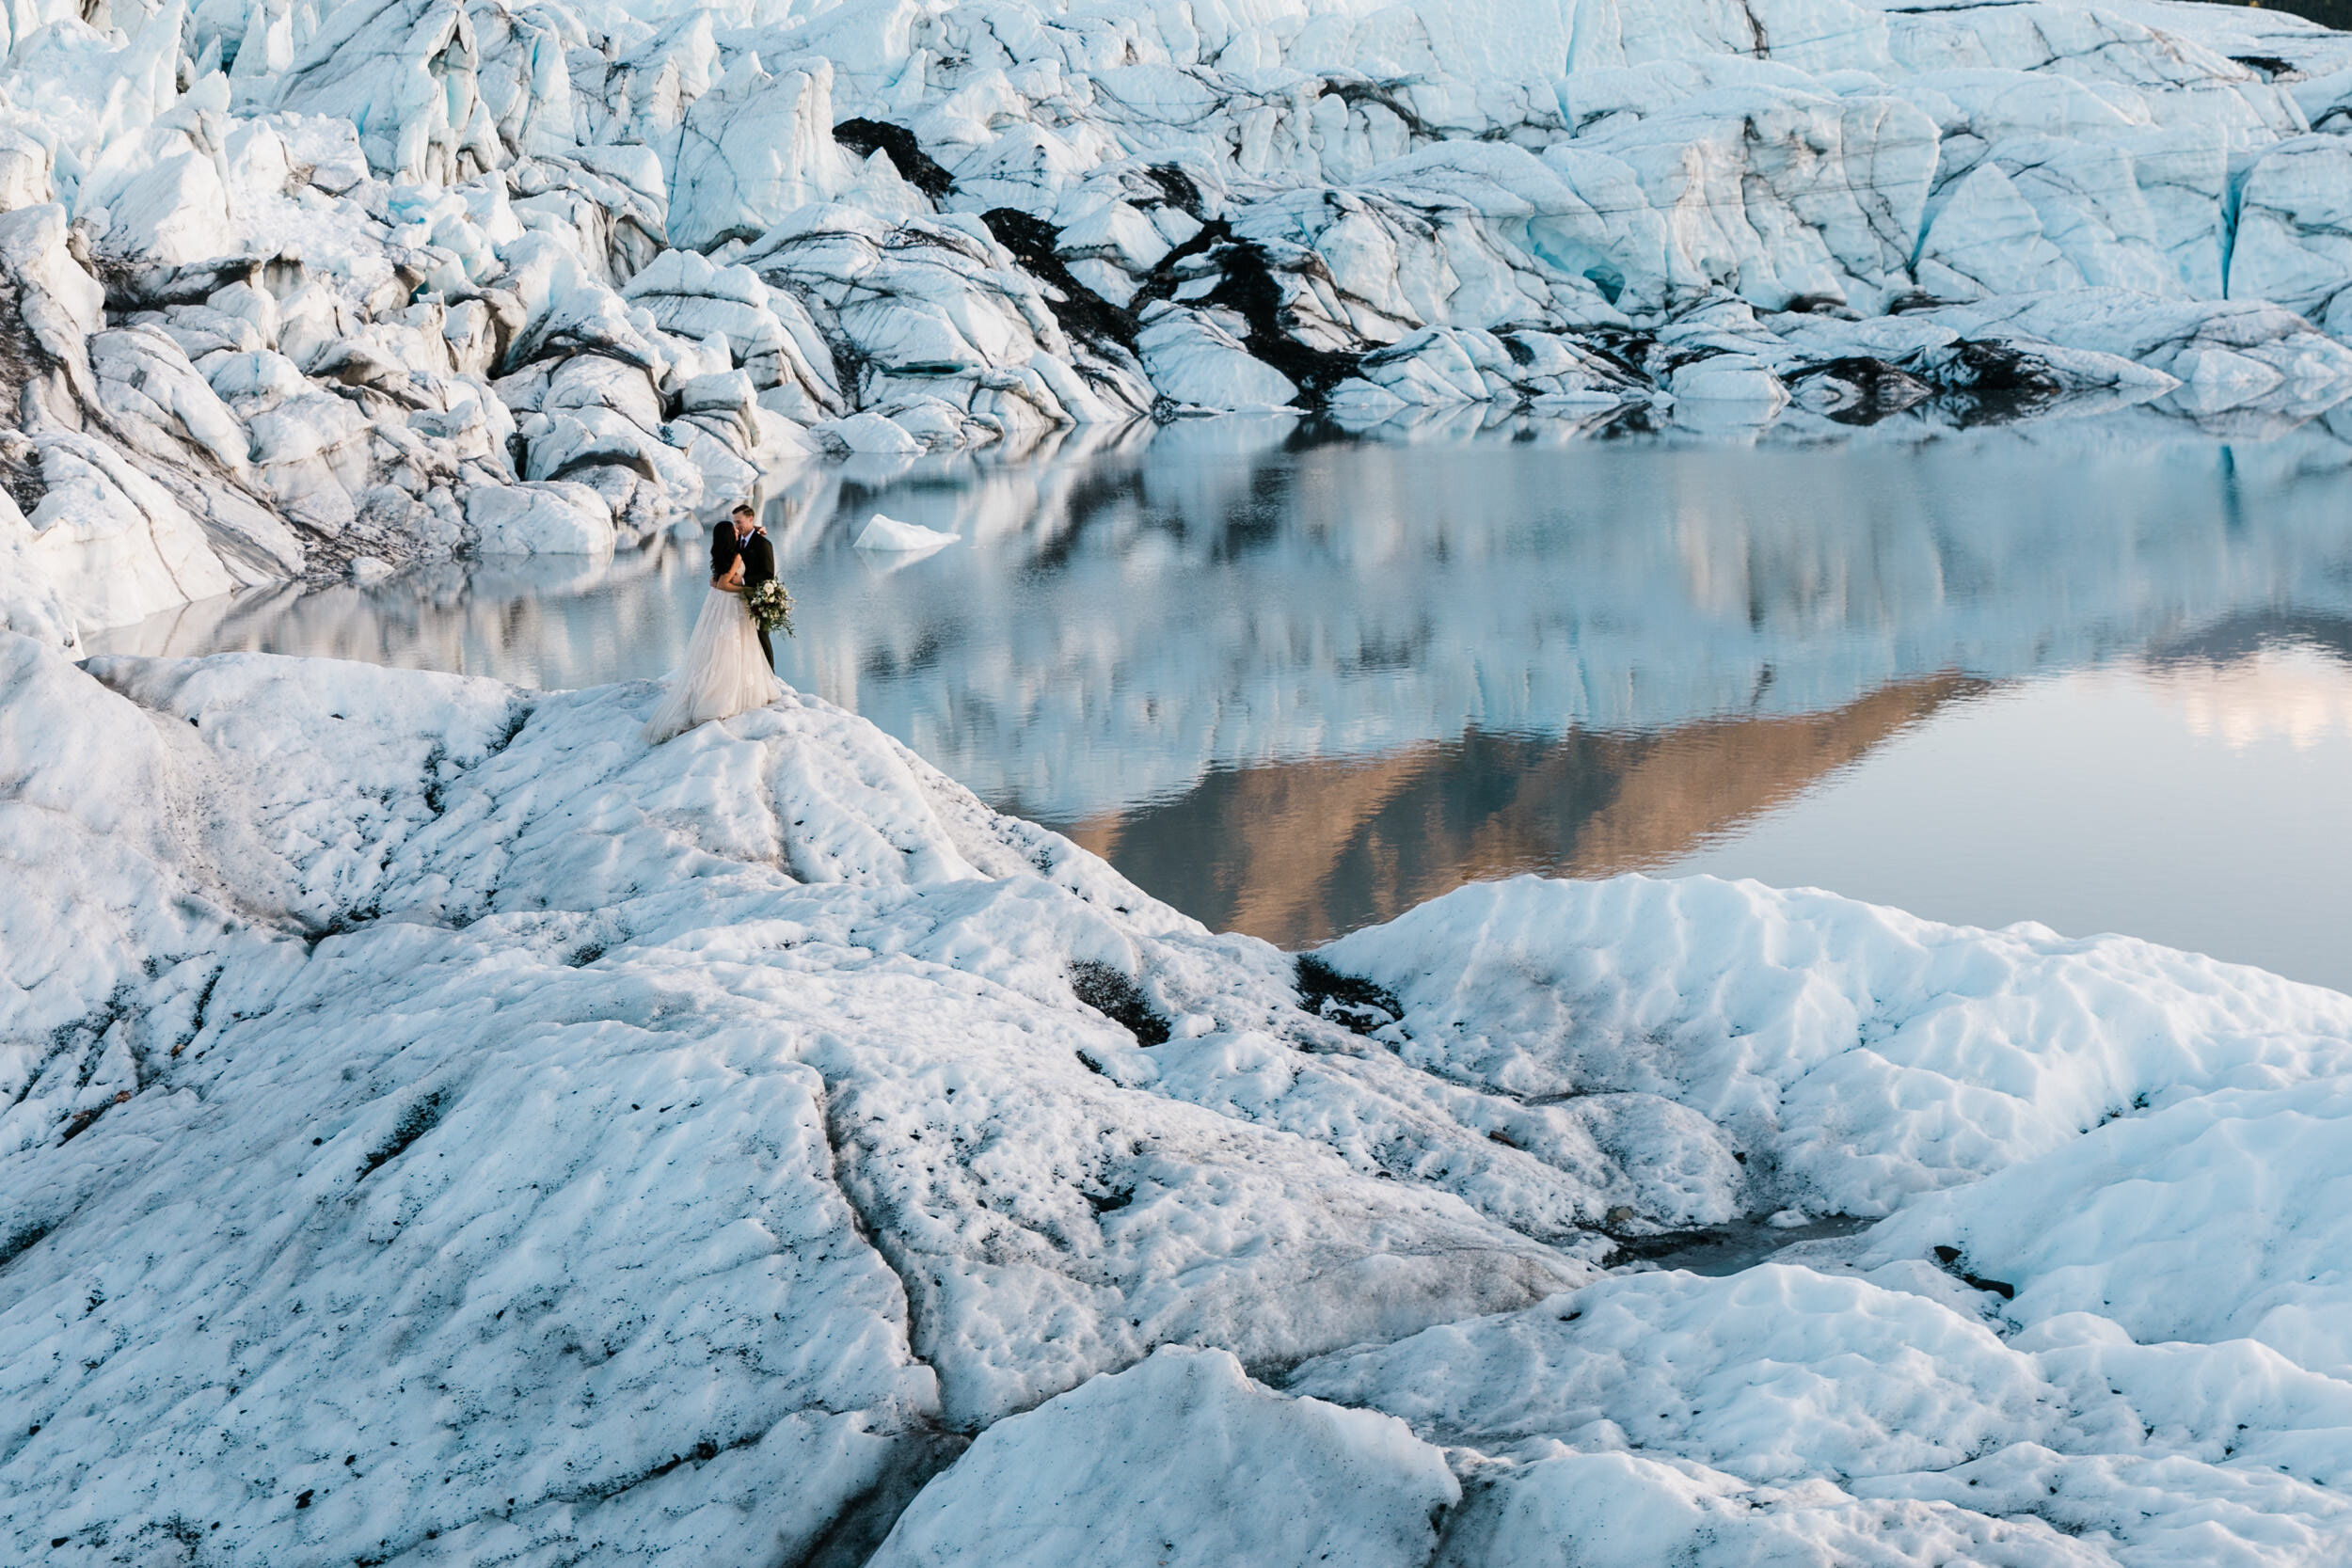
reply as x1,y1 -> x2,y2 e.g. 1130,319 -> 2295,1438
1063,673 -> 1988,951
2157,643 -> 2352,752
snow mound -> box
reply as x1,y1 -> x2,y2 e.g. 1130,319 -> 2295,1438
868,1346 -> 1457,1568
1293,1262 -> 2352,1564
7,634 -> 2352,1563
855,513 -> 961,553
1317,872 -> 2352,1214
1858,1079 -> 2352,1377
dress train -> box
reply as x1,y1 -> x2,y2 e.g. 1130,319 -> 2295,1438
642,587 -> 784,743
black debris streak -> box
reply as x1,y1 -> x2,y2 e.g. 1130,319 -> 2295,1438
1141,164 -> 1204,219
792,1429 -> 970,1568
1576,325 -> 1662,383
0,1219 -> 55,1274
833,119 -> 957,199
1069,960 -> 1171,1047
978,209 -> 1142,352
58,1097 -> 125,1144
1196,241 -> 1363,404
979,182 -> 1365,408
1295,956 -> 1402,1036
1786,356 -> 1937,424
1922,340 -> 2066,426
1593,400 -> 1666,438
357,1089 -> 448,1181
1931,1243 -> 2018,1300
1315,74 -> 1441,139
2229,55 -> 2298,81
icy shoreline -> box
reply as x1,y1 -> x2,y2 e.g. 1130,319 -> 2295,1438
5,632 -> 2351,1564
11,0 -> 2352,647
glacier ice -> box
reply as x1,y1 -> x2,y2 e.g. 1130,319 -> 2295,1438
10,0 -> 2352,1559
8,631 -> 2352,1562
8,0 -> 2352,640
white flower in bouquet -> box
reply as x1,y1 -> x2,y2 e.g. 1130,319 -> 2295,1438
745,580 -> 794,635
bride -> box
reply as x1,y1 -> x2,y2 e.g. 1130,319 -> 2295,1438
642,505 -> 785,744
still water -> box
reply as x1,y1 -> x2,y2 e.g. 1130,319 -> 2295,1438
91,413 -> 2352,991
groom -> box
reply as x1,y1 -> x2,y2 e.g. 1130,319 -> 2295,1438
711,500 -> 779,668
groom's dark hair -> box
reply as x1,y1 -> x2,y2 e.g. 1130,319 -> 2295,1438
731,501 -> 755,519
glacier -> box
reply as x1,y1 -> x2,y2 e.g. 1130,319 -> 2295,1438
9,0 -> 2352,641
8,629 -> 2352,1564
11,0 -> 2352,1560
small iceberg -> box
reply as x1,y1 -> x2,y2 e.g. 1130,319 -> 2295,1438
854,513 -> 960,554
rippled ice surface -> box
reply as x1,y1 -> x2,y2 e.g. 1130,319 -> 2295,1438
91,413 -> 2352,991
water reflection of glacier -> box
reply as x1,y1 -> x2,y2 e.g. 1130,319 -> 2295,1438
91,412 -> 2352,966
787,413 -> 2352,822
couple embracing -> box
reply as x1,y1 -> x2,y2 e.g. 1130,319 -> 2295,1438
643,501 -> 794,744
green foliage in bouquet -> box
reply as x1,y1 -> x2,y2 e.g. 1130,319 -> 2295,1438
745,579 -> 795,636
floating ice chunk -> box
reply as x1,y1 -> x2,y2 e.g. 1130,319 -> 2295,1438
854,512 -> 959,553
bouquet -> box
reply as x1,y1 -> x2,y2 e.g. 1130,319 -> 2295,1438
744,579 -> 795,636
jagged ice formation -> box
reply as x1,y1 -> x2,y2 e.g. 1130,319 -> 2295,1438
8,0 -> 2352,641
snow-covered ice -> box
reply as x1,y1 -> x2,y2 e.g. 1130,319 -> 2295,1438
11,0 -> 2352,1557
9,0 -> 2352,641
8,630 -> 2352,1563
866,1346 -> 1459,1568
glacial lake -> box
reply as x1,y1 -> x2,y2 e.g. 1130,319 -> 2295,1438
91,411 -> 2352,993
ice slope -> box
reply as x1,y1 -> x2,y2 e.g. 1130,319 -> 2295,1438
0,628 -> 1594,1561
11,0 -> 2352,641
8,633 -> 2352,1563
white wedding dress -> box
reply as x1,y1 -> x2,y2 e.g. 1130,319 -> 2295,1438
641,586 -> 784,743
